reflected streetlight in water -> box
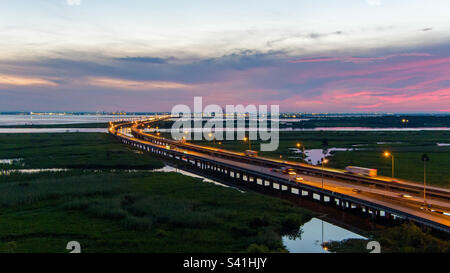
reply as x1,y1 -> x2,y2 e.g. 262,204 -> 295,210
321,219 -> 329,252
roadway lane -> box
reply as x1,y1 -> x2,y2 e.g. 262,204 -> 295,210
116,131 -> 450,229
139,125 -> 450,197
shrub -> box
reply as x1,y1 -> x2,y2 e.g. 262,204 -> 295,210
121,215 -> 153,231
246,244 -> 269,253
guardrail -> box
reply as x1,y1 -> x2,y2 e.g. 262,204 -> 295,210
109,121 -> 450,233
128,119 -> 450,201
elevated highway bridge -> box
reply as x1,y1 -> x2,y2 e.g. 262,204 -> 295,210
109,116 -> 450,233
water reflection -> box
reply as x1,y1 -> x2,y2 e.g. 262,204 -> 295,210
283,218 -> 366,253
0,158 -> 23,165
289,147 -> 360,165
0,128 -> 107,133
151,165 -> 243,192
153,166 -> 367,253
0,114 -> 149,126
0,168 -> 68,176
146,127 -> 450,133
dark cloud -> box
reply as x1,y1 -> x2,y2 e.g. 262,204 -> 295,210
2,50 -> 283,85
1,43 -> 450,112
421,28 -> 432,32
266,30 -> 344,47
308,32 -> 322,39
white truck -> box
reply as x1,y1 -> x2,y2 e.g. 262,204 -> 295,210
345,166 -> 377,177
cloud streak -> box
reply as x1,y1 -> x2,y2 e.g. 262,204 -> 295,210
288,53 -> 432,64
88,77 -> 193,91
0,74 -> 58,87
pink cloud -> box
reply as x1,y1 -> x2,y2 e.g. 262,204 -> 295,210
353,103 -> 383,109
88,77 -> 193,90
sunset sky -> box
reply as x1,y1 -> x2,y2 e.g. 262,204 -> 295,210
1,0 -> 449,112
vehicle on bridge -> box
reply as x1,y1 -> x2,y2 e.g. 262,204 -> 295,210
271,166 -> 297,175
295,177 -> 304,183
108,117 -> 450,234
244,150 -> 258,157
345,166 -> 377,177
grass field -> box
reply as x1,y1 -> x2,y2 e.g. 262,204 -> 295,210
0,132 -> 448,253
326,223 -> 450,253
0,133 -> 163,170
0,171 -> 313,253
0,133 -> 313,253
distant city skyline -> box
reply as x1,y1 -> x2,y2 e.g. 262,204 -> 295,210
1,0 -> 450,112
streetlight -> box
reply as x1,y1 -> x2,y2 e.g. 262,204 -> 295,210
243,136 -> 251,150
321,158 -> 329,191
383,151 -> 394,178
421,154 -> 430,206
208,133 -> 216,146
296,142 -> 306,161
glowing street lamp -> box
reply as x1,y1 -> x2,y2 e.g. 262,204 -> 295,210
296,142 -> 306,161
208,133 -> 216,146
383,151 -> 395,178
181,130 -> 189,142
321,158 -> 329,190
243,136 -> 251,150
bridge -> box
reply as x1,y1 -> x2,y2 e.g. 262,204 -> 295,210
109,116 -> 450,233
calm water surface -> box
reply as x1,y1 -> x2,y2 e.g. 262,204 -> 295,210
283,218 -> 366,253
153,165 -> 367,253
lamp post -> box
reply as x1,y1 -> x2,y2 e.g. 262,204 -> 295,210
321,158 -> 329,191
208,133 -> 216,147
421,154 -> 430,205
243,136 -> 251,150
296,142 -> 306,162
383,151 -> 394,178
